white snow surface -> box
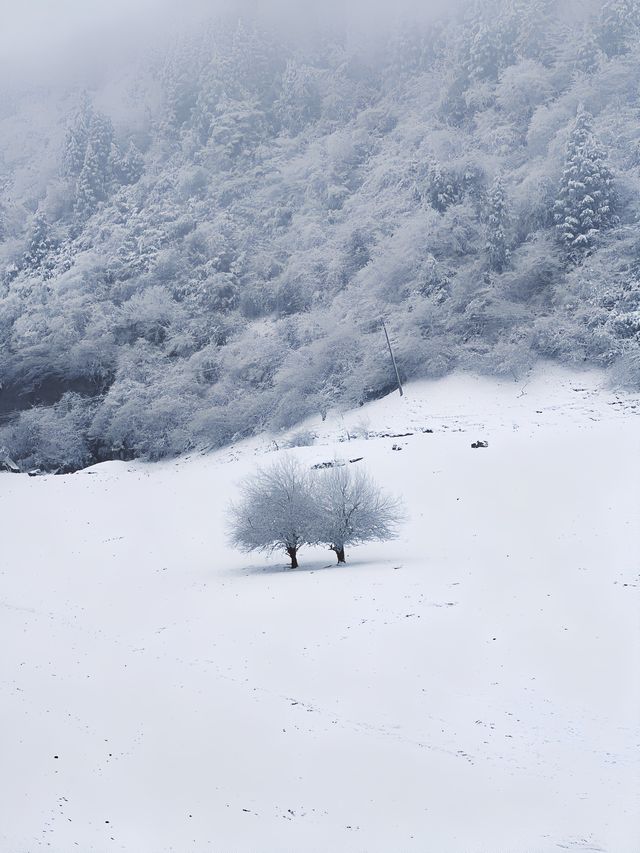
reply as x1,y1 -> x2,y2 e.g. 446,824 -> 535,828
1,367 -> 639,852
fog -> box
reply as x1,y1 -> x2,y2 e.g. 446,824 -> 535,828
2,0 -> 638,477
1,0 -> 458,89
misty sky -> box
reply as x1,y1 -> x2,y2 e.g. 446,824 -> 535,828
1,0 -> 457,87
1,0 -> 200,76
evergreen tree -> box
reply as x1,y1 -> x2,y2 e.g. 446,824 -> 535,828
117,141 -> 145,185
22,212 -> 55,275
162,58 -> 197,132
74,114 -> 115,218
485,176 -> 510,272
465,0 -> 542,86
74,144 -> 102,219
62,96 -> 93,177
554,108 -> 616,258
427,162 -> 461,213
64,123 -> 89,178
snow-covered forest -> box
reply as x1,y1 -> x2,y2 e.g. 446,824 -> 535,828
2,0 -> 640,470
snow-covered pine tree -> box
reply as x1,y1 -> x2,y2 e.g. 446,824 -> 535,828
74,114 -> 115,219
427,162 -> 460,213
553,108 -> 616,259
74,145 -> 102,219
485,176 -> 510,272
465,0 -> 539,86
117,141 -> 145,185
63,125 -> 89,178
22,212 -> 55,275
62,96 -> 93,177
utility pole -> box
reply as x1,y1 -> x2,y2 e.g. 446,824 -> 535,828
381,320 -> 403,397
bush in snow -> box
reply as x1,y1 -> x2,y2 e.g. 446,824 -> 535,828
341,415 -> 371,442
286,429 -> 317,448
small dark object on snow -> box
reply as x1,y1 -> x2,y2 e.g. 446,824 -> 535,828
471,441 -> 488,449
349,457 -> 364,464
392,444 -> 403,451
420,428 -> 434,434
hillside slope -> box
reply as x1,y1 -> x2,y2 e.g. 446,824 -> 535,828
1,369 -> 639,852
2,0 -> 640,469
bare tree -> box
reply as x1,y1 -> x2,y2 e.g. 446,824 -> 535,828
228,456 -> 314,568
313,464 -> 403,564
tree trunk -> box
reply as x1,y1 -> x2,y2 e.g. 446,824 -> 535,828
286,546 -> 299,569
332,545 -> 346,564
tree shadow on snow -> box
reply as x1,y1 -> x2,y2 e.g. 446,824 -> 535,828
239,553 -> 398,577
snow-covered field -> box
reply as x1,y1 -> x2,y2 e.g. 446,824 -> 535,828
1,368 -> 639,853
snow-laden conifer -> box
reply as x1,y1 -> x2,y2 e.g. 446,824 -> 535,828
485,176 -> 510,272
553,108 -> 616,259
62,96 -> 93,178
22,213 -> 55,276
74,114 -> 115,219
